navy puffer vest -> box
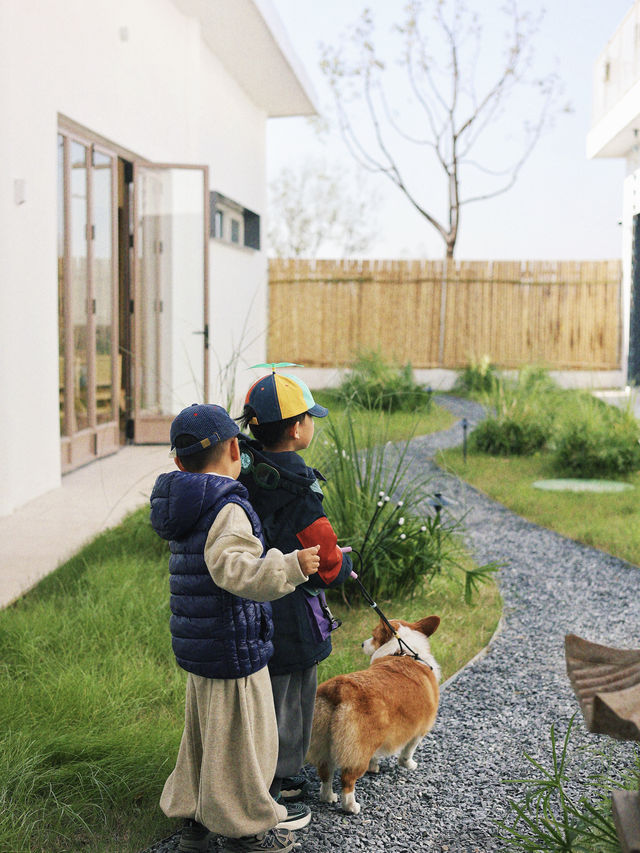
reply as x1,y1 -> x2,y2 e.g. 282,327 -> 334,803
150,471 -> 274,679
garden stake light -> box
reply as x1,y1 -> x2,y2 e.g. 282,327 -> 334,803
462,417 -> 468,463
427,492 -> 454,574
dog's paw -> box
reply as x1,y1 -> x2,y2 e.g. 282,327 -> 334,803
319,783 -> 338,804
399,757 -> 417,770
321,791 -> 339,804
367,759 -> 380,773
341,794 -> 361,815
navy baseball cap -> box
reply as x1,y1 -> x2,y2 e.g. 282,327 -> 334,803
170,404 -> 239,458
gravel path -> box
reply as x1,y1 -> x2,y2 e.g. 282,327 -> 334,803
143,396 -> 639,853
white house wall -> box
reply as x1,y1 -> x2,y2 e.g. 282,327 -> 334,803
0,0 -> 276,516
208,242 -> 268,415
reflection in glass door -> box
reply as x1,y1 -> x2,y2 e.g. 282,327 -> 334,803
93,150 -> 116,425
70,141 -> 90,431
58,130 -> 119,471
132,164 -> 209,443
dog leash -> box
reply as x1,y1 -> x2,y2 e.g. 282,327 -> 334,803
341,547 -> 432,670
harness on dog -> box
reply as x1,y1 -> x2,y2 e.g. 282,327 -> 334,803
343,547 -> 433,671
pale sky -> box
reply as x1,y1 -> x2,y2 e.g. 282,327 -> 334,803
267,0 -> 632,260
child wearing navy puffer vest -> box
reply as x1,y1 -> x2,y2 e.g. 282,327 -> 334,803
149,403 -> 320,853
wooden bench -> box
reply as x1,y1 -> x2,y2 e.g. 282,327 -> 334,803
565,634 -> 640,853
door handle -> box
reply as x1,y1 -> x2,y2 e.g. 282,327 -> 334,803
193,324 -> 209,349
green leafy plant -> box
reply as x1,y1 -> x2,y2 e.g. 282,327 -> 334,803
552,396 -> 640,477
498,714 -> 639,852
334,348 -> 431,412
316,408 -> 497,602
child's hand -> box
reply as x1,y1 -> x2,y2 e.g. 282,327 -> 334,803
298,544 -> 320,577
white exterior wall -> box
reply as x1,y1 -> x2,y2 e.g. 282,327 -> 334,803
0,0 -> 280,515
587,2 -> 640,388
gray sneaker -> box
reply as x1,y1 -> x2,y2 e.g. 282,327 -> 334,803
221,828 -> 298,851
274,797 -> 311,831
177,819 -> 211,852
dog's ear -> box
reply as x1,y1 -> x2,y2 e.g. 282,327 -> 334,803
413,615 -> 440,637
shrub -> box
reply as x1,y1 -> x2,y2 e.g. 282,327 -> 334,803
316,409 -> 497,602
552,395 -> 640,477
335,349 -> 431,412
453,355 -> 499,396
470,368 -> 558,456
470,414 -> 549,456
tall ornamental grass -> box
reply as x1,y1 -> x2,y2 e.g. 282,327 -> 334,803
498,715 -> 639,852
453,354 -> 499,395
466,365 -> 640,478
470,367 -> 560,456
329,348 -> 432,412
316,408 -> 497,603
552,395 -> 640,477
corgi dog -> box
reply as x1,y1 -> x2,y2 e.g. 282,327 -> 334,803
307,615 -> 441,815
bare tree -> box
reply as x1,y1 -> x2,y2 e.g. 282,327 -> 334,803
267,157 -> 379,258
321,0 -> 564,258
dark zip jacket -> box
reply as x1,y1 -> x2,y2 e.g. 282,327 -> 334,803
150,470 -> 274,679
238,436 -> 352,675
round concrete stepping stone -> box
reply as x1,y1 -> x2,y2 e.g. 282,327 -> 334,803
532,478 -> 634,493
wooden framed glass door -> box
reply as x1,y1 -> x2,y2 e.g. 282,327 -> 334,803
58,131 -> 119,471
131,164 -> 209,443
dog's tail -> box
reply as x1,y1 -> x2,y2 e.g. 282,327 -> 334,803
306,694 -> 333,767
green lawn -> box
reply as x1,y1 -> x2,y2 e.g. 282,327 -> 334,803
310,390 -> 456,452
438,447 -> 640,567
0,399 -> 500,853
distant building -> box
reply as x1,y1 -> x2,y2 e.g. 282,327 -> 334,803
0,0 -> 316,516
588,1 -> 640,385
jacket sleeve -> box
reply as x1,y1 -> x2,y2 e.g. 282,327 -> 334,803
204,503 -> 308,602
296,515 -> 352,587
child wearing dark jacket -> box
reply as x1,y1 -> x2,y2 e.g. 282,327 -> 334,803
238,369 -> 352,802
149,403 -> 320,853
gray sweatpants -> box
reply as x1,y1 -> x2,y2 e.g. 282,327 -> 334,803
269,665 -> 317,791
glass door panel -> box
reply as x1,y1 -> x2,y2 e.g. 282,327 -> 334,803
133,164 -> 208,442
57,135 -> 66,435
93,150 -> 115,425
58,127 -> 120,472
137,169 -> 164,413
70,141 -> 89,431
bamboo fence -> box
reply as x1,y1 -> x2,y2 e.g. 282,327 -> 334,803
268,258 -> 622,370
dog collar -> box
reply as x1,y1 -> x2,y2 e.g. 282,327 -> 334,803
392,649 -> 433,670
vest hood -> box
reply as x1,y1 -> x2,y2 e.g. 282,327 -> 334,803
150,471 -> 246,540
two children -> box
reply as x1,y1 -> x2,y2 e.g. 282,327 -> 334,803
151,370 -> 349,851
150,403 -> 320,853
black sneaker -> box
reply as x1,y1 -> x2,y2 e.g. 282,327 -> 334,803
178,819 -> 211,852
279,774 -> 311,802
221,828 -> 298,851
274,795 -> 311,831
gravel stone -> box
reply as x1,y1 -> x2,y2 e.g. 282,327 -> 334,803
141,396 -> 639,853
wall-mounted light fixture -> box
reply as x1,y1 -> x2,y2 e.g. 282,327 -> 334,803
14,179 -> 26,206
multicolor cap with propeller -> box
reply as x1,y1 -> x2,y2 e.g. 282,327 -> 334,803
245,363 -> 329,424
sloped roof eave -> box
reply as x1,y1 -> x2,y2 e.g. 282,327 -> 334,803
172,0 -> 318,117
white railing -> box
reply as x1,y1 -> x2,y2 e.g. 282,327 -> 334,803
592,2 -> 640,126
